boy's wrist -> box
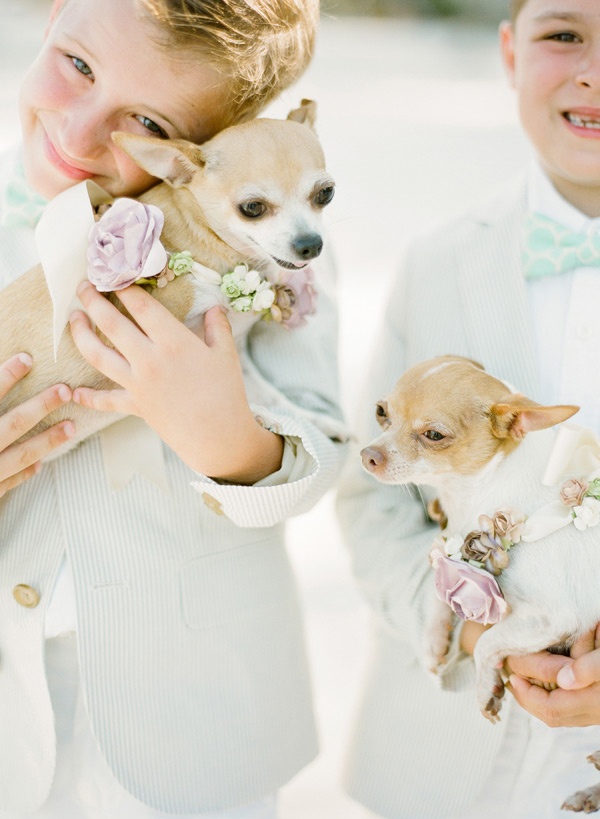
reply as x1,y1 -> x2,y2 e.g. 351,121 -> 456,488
206,416 -> 284,485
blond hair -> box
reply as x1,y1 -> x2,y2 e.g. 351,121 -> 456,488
138,0 -> 319,127
509,0 -> 527,23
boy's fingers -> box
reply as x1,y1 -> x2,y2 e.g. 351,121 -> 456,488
203,306 -> 234,348
0,420 -> 76,495
73,387 -> 133,415
0,353 -> 33,399
505,650 -> 564,685
0,384 -> 72,449
557,651 -> 600,690
69,311 -> 130,383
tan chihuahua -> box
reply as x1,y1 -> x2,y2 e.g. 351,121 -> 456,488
0,99 -> 337,450
361,355 -> 600,813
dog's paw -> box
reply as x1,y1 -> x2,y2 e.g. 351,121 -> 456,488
589,752 -> 600,771
425,626 -> 452,674
562,783 -> 600,812
479,682 -> 505,724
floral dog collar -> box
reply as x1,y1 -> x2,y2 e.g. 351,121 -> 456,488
431,476 -> 600,626
86,197 -> 316,329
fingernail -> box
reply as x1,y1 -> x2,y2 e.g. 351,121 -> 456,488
557,663 -> 575,689
17,353 -> 32,367
63,421 -> 75,438
58,385 -> 71,402
76,281 -> 92,296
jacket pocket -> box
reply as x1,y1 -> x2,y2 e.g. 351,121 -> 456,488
178,539 -> 295,629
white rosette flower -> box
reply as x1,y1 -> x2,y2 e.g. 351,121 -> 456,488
573,497 -> 600,531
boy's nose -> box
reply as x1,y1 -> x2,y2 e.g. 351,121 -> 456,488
575,49 -> 600,89
57,105 -> 111,163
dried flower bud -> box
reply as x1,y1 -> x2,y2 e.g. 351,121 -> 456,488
560,478 -> 589,508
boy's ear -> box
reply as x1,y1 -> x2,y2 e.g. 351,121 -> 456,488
111,132 -> 205,187
490,394 -> 579,440
499,21 -> 517,89
287,98 -> 317,130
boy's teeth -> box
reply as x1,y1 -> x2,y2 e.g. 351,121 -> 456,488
568,113 -> 600,129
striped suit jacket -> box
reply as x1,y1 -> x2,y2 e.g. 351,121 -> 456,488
0,205 -> 345,813
337,177 -> 541,818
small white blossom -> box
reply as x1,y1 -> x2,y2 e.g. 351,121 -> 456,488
231,295 -> 253,312
444,535 -> 464,560
573,497 -> 600,531
253,287 -> 275,311
244,268 -> 262,292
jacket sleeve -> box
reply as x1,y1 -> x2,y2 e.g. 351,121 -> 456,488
336,241 -> 473,689
192,245 -> 348,528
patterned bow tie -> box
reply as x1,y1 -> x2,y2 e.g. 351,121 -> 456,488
523,211 -> 600,279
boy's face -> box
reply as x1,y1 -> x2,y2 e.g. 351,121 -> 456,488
501,0 -> 600,211
19,0 -> 228,201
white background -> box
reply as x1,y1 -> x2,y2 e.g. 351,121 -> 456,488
0,3 -> 530,816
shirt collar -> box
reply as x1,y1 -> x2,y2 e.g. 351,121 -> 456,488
527,160 -> 600,235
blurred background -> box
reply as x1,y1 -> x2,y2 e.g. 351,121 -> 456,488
0,2 -> 530,817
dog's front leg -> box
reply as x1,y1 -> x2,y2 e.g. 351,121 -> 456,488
424,593 -> 455,674
474,616 -> 571,723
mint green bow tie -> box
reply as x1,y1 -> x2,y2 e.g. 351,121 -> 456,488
0,158 -> 47,229
523,211 -> 600,279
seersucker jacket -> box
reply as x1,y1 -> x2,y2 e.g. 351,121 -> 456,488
337,176 -> 543,819
0,160 -> 346,814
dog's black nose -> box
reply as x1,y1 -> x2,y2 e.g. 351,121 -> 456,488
293,233 -> 323,260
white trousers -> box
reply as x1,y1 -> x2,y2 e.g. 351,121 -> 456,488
0,634 -> 278,819
453,702 -> 600,819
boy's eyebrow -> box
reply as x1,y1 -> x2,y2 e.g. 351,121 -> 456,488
532,11 -> 587,23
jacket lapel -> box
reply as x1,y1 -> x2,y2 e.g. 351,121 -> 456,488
457,180 -> 540,397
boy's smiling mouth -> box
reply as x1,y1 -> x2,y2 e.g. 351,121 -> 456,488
42,132 -> 96,181
564,111 -> 600,132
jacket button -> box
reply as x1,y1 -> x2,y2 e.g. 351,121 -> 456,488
13,584 -> 40,609
202,492 -> 224,516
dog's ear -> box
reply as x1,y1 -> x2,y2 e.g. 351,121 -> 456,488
490,394 -> 579,440
112,132 -> 205,187
287,98 -> 317,130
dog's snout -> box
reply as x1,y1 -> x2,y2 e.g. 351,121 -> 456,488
361,446 -> 386,472
293,233 -> 323,260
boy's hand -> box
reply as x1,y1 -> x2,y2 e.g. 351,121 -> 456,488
0,353 -> 74,495
506,626 -> 600,727
69,282 -> 283,483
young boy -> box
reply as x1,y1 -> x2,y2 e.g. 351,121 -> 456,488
0,1 -> 345,818
338,0 -> 600,816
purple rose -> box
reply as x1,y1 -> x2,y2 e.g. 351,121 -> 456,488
272,266 -> 317,329
430,549 -> 508,625
87,198 -> 167,292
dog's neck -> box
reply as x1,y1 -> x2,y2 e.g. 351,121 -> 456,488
435,428 -> 559,537
139,183 -> 248,275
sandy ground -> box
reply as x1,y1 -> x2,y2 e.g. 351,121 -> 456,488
0,3 -> 531,817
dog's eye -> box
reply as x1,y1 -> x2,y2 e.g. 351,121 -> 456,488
239,201 -> 267,219
314,186 -> 335,207
423,430 -> 445,442
375,402 -> 390,427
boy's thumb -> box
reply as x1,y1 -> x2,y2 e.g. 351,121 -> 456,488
557,653 -> 600,690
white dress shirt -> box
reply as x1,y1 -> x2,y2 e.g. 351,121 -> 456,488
527,162 -> 600,431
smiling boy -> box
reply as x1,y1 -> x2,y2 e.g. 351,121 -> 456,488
338,0 -> 600,817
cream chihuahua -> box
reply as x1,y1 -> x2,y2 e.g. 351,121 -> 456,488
0,99 -> 338,449
361,355 -> 600,813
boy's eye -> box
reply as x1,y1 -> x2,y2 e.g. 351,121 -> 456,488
70,55 -> 93,77
135,116 -> 168,139
547,32 -> 580,43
